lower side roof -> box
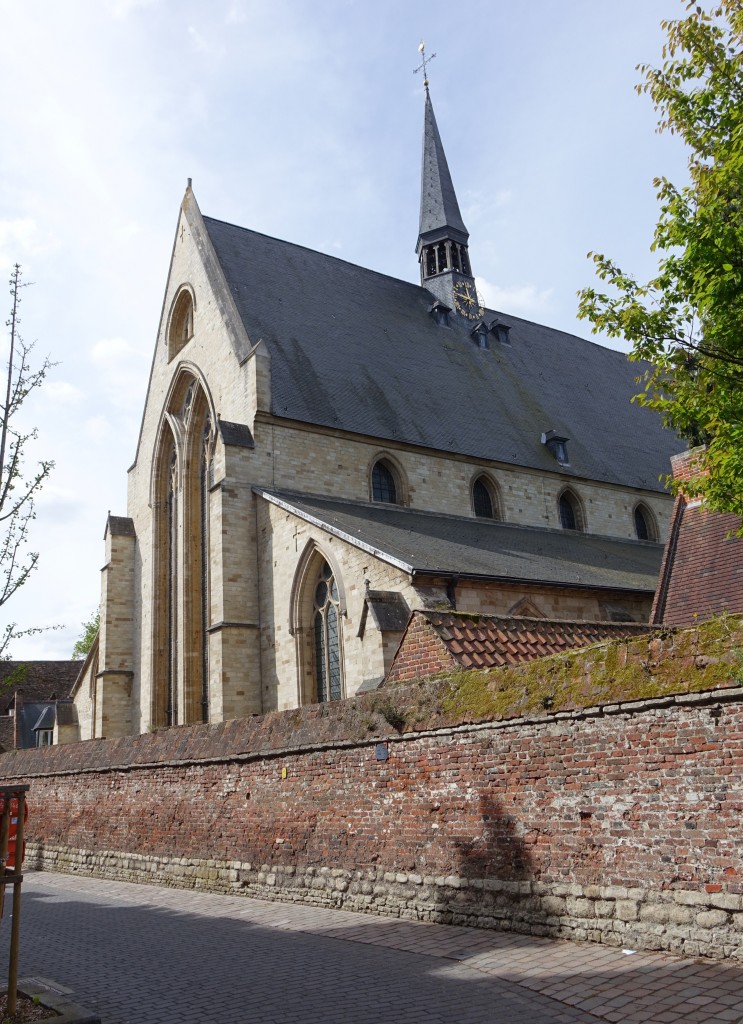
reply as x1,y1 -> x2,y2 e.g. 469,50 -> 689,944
255,490 -> 664,593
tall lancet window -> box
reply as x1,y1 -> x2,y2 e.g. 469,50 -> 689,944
313,561 -> 343,702
199,415 -> 212,723
166,449 -> 179,726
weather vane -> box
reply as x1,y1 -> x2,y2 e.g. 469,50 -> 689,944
414,40 -> 436,89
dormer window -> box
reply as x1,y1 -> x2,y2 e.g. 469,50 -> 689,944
541,429 -> 570,466
471,322 -> 489,349
429,301 -> 451,327
490,320 -> 511,345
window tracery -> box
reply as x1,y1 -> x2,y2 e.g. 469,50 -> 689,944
313,560 -> 343,702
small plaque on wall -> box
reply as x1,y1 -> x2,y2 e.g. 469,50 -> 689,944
375,742 -> 389,762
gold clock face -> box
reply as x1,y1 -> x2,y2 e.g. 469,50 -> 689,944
453,280 -> 484,320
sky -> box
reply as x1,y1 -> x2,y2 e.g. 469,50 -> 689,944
0,0 -> 691,659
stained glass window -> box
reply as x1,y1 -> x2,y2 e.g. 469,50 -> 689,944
200,417 -> 212,722
167,450 -> 178,725
313,560 -> 343,702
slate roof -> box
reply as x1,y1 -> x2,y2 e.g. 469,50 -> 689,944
400,611 -> 652,672
0,717 -> 13,753
358,591 -> 411,637
15,702 -> 48,749
204,215 -> 684,493
418,91 -> 468,247
107,515 -> 135,538
0,661 -> 79,712
256,490 -> 665,593
31,705 -> 55,732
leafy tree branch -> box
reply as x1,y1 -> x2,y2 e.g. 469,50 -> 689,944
0,265 -> 56,654
577,1 -> 743,522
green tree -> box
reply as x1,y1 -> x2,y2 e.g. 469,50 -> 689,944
578,1 -> 743,520
0,265 -> 55,656
71,610 -> 99,661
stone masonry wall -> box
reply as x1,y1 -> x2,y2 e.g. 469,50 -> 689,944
4,673 -> 743,961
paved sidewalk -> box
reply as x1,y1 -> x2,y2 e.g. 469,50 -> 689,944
2,871 -> 742,1024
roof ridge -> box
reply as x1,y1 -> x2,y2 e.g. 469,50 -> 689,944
202,214 -> 431,296
419,610 -> 653,629
203,217 -> 636,358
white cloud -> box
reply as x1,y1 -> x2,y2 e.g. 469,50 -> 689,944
91,337 -> 136,364
45,381 -> 83,404
84,415 -> 113,441
36,484 -> 83,523
108,0 -> 158,19
88,337 -> 149,416
188,25 -> 225,58
0,218 -> 60,271
225,1 -> 247,25
462,188 -> 515,225
477,277 -> 554,317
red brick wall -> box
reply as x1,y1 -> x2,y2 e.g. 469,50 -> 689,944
385,614 -> 455,684
670,447 -> 703,484
3,690 -> 742,892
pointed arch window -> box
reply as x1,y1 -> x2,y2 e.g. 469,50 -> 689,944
152,375 -> 215,730
199,415 -> 212,722
168,288 -> 195,361
313,561 -> 343,702
633,502 -> 658,542
472,475 -> 501,520
371,460 -> 398,504
558,489 -> 585,532
166,449 -> 179,725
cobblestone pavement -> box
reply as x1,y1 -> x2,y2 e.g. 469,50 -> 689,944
2,871 -> 742,1024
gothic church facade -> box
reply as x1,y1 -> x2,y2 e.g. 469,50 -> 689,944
70,89 -> 684,740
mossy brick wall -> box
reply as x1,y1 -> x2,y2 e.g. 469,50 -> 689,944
4,623 -> 743,961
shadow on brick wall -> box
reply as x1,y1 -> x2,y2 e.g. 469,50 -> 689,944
423,791 -> 547,933
454,792 -> 534,881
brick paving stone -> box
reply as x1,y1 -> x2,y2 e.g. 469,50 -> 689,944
3,872 -> 743,1024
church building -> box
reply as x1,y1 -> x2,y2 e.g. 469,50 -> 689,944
70,83 -> 684,741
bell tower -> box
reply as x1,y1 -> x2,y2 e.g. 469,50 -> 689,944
414,44 -> 477,316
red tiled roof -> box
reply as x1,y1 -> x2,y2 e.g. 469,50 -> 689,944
428,613 -> 650,668
652,496 -> 743,625
386,611 -> 652,683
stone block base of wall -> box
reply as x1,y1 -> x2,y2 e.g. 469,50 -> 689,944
28,843 -> 743,962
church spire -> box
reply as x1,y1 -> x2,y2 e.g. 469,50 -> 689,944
414,61 -> 475,313
417,89 -> 469,252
